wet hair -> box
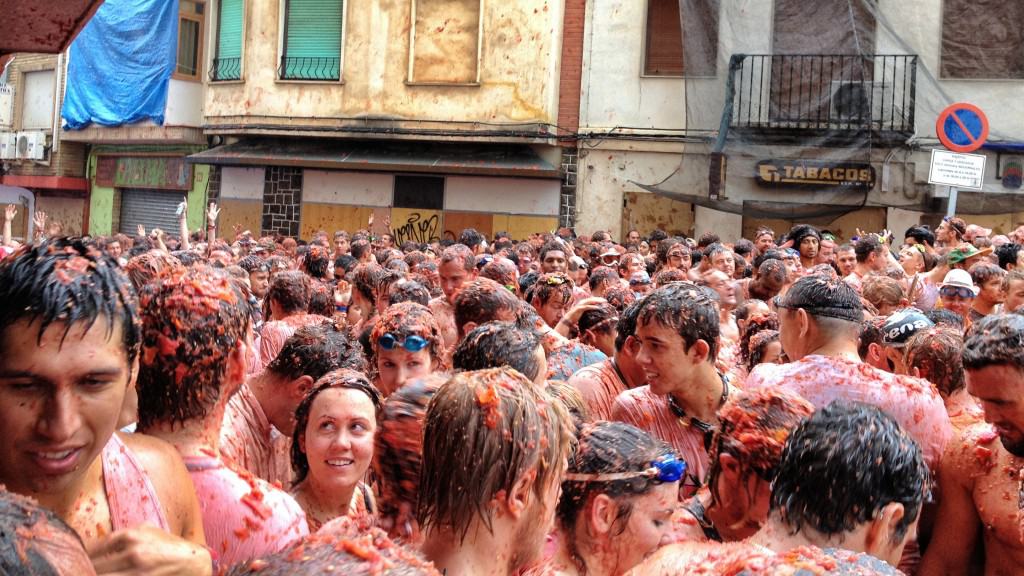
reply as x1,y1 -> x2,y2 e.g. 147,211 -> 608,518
697,232 -> 720,249
373,375 -> 447,541
136,267 -> 252,429
268,270 -> 312,314
904,327 -> 965,396
858,316 -> 887,361
924,308 -> 965,331
578,301 -> 618,337
370,303 -> 447,377
754,226 -> 775,241
653,268 -> 686,286
226,529 -> 439,576
738,312 -> 779,365
518,270 -> 540,296
703,243 -> 731,264
752,248 -> 786,271
352,263 -> 385,303
0,488 -> 93,575
945,217 -> 967,241
350,239 -> 372,261
453,278 -> 521,333
862,275 -> 905,312
588,266 -> 620,291
557,422 -> 674,540
648,229 -> 668,243
995,243 -> 1023,270
0,238 -> 142,367
532,272 -> 574,306
904,226 -> 935,247
453,322 -> 543,382
267,322 -> 365,382
780,274 -> 863,326
418,368 -> 574,542
747,330 -> 781,372
854,236 -> 885,263
611,297 -> 640,352
539,240 -> 568,262
707,389 -> 814,506
335,254 -> 358,276
479,259 -> 518,289
604,284 -> 637,314
771,401 -> 929,542
963,314 -> 1024,372
735,299 -> 768,327
636,282 -> 721,361
970,262 -> 1006,286
238,254 -> 269,274
302,245 -> 331,278
734,239 -> 755,258
291,369 -> 383,486
388,279 -> 432,307
440,244 -> 476,273
124,249 -> 186,292
458,228 -> 485,251
307,280 -> 335,317
546,381 -> 589,431
787,224 -> 821,247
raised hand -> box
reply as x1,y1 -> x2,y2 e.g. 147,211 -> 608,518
4,204 -> 16,222
207,202 -> 219,225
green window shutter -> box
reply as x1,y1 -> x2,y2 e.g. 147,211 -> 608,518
283,0 -> 342,79
214,0 -> 243,80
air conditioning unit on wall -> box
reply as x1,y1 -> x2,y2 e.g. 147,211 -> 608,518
16,131 -> 46,160
0,132 -> 16,160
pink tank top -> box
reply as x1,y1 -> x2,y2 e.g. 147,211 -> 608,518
102,433 -> 170,532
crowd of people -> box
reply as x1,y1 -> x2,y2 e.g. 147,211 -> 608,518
1,200 -> 1023,575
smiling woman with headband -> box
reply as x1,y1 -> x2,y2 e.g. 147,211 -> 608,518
370,302 -> 450,397
549,421 -> 683,576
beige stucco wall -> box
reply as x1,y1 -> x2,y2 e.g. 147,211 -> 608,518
204,0 -> 563,128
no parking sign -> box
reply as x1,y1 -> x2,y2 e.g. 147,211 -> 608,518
936,103 -> 989,153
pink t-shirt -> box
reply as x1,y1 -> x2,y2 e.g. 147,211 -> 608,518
220,383 -> 293,487
257,313 -> 330,371
611,386 -> 710,498
568,359 -> 627,422
745,355 -> 952,469
102,433 -> 170,532
184,455 -> 308,568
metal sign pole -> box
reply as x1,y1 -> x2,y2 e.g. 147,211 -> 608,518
947,186 -> 958,217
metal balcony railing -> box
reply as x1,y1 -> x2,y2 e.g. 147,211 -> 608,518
210,57 -> 241,81
727,54 -> 917,135
278,56 -> 340,81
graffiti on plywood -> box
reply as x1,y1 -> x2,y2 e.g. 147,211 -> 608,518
391,211 -> 441,245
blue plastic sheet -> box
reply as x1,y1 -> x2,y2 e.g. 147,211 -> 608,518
62,0 -> 179,130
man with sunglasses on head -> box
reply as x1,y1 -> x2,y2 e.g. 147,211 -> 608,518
922,314 -> 1024,576
611,282 -> 731,498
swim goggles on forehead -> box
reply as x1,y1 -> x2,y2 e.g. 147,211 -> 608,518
377,333 -> 429,352
563,455 -> 687,484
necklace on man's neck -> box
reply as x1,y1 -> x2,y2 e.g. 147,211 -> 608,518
667,372 -> 730,449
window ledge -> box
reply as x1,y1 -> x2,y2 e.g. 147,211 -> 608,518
172,74 -> 204,83
209,79 -> 246,85
404,81 -> 481,87
639,73 -> 718,79
275,79 -> 346,85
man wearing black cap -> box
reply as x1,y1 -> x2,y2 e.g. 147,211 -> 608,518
747,274 -> 952,470
879,308 -> 935,375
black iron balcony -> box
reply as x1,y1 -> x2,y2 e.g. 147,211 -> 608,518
210,57 -> 241,81
726,54 -> 917,144
278,56 -> 340,81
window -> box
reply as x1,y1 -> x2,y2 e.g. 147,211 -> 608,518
941,0 -> 1024,79
280,0 -> 343,81
21,69 -> 55,130
212,0 -> 243,81
176,1 -> 205,80
643,0 -> 718,77
394,175 -> 444,210
408,0 -> 482,84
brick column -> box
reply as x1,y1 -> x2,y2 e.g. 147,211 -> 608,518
557,0 -> 586,229
560,149 -> 578,228
261,166 -> 303,237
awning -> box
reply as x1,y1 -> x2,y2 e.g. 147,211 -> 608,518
1,0 -> 105,55
186,138 -> 560,178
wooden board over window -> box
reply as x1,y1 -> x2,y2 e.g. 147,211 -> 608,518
644,0 -> 719,77
409,0 -> 482,84
941,0 -> 1024,79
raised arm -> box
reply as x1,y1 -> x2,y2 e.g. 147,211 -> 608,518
205,202 -> 219,255
177,197 -> 191,251
3,204 -> 16,247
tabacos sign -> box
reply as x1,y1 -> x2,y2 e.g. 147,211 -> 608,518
756,159 -> 876,191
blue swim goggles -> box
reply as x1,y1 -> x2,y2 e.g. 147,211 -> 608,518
377,333 -> 430,352
563,455 -> 687,484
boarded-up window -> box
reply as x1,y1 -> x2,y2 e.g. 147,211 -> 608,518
941,0 -> 1024,79
409,0 -> 482,84
644,0 -> 719,77
21,70 -> 55,130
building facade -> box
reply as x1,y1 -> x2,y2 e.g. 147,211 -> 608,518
576,0 -> 1024,242
193,0 -> 566,242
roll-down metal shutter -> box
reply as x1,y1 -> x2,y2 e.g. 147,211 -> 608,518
119,189 -> 184,236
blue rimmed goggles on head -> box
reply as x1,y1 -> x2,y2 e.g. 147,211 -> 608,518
377,333 -> 429,352
563,454 -> 687,484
